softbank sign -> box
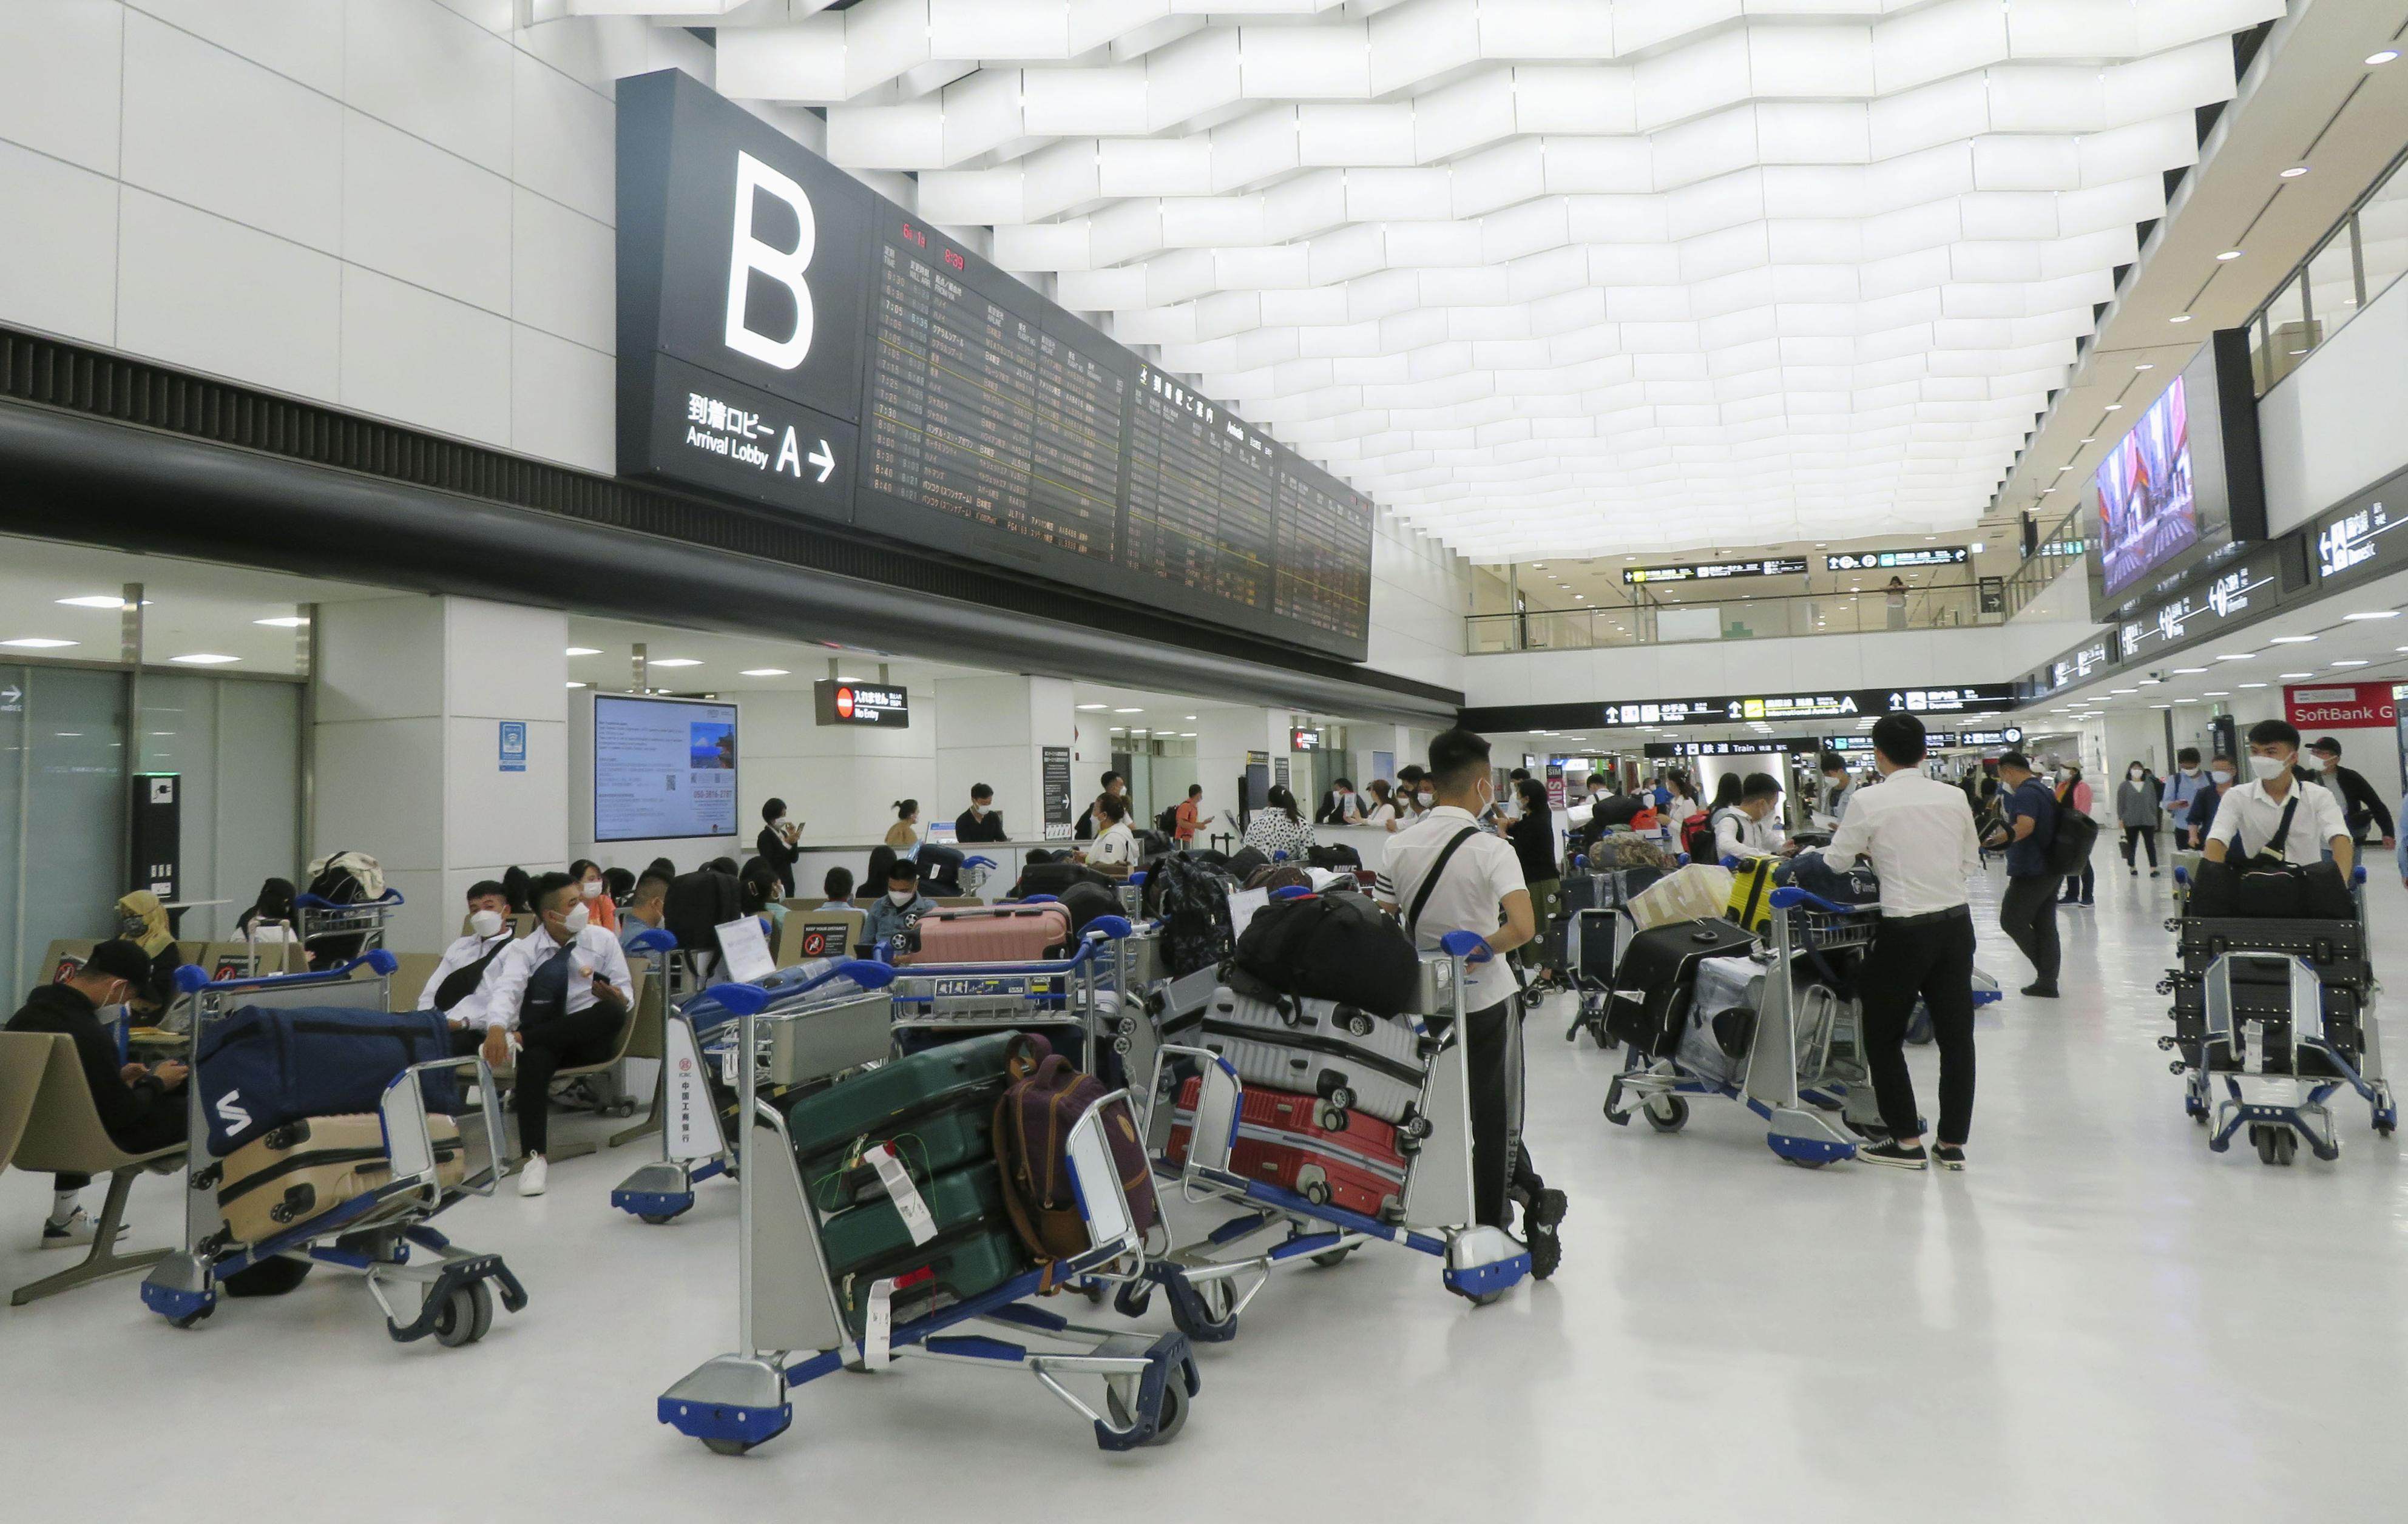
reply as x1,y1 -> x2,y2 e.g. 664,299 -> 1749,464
2285,683 -> 2399,730
616,70 -> 871,522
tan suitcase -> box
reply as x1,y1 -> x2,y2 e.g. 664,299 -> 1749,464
217,1113 -> 467,1245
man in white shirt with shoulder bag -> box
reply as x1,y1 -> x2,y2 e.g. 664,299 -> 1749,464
1373,728 -> 1566,1280
480,870 -> 635,1196
2202,719 -> 2353,875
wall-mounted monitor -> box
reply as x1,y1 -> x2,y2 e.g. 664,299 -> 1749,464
2090,328 -> 2266,621
593,693 -> 739,843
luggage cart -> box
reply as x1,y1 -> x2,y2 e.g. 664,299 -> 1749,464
2161,868 -> 2392,1165
612,959 -> 897,1224
885,917 -> 1135,1078
138,951 -> 526,1346
1559,849 -> 1662,1047
293,888 -> 407,967
1603,886 -> 1869,1167
1126,931 -> 1530,1341
657,982 -> 1194,1457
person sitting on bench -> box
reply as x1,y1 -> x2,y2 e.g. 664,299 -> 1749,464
862,858 -> 935,952
618,871 -> 670,947
6,939 -> 187,1247
816,866 -> 854,910
479,872 -> 634,1198
420,880 -> 518,1056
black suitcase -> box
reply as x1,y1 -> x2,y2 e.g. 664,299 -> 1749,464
1609,918 -> 1757,1056
2176,917 -> 2369,986
2164,964 -> 2368,1076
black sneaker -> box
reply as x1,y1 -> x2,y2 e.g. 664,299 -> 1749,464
1931,1145 -> 1967,1171
1856,1140 -> 1928,1171
1519,1187 -> 1568,1280
2021,983 -> 2060,999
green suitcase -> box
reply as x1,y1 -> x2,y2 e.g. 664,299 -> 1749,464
783,1031 -> 1018,1184
819,1159 -> 1031,1335
801,1105 -> 994,1212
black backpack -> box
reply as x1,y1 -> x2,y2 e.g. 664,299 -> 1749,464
1305,843 -> 1361,870
1056,880 -> 1122,937
1144,854 -> 1234,977
664,869 -> 742,955
1226,845 -> 1271,883
1231,891 -> 1421,1017
1010,858 -> 1115,901
1156,804 -> 1182,836
2043,791 -> 2100,876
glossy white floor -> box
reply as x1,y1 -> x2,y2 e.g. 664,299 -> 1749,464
6,857 -> 2406,1522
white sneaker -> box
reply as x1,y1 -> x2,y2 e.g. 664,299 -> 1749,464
40,1207 -> 119,1249
516,1155 -> 549,1198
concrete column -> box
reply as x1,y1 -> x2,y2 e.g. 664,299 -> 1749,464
314,595 -> 568,953
933,674 -> 1074,842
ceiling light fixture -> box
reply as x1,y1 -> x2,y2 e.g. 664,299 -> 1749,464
739,667 -> 790,676
0,637 -> 76,649
169,653 -> 239,665
2217,250 -> 2244,261
2278,672 -> 2314,679
2170,315 -> 2193,324
2268,635 -> 2317,644
2280,166 -> 2309,179
56,595 -> 132,609
2239,683 -> 2268,689
1075,703 -> 1109,711
2331,659 -> 2370,668
2370,50 -> 2401,66
648,658 -> 701,668
253,616 -> 309,628
2343,610 -> 2399,620
2213,653 -> 2256,661
566,681 -> 587,689
1114,707 -> 1143,713
566,647 -> 601,657
2135,363 -> 2154,371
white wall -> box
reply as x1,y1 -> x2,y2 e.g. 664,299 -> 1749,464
1461,618 -> 2101,710
1368,516 -> 1472,692
2259,261 -> 2408,536
0,1 -> 724,474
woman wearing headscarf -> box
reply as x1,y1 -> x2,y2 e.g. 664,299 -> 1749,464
112,889 -> 185,1014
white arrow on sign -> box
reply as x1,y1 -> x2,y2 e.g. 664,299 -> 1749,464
0,686 -> 18,705
808,439 -> 834,484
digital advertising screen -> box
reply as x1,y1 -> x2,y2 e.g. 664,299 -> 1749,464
594,693 -> 740,843
2096,376 -> 2197,599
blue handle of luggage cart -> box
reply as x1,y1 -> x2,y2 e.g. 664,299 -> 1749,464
1269,886 -> 1313,901
1129,871 -> 1147,886
1086,915 -> 1132,941
703,982 -> 773,1017
1439,930 -> 1492,963
172,946 -> 401,996
293,891 -> 407,909
1767,886 -> 1861,916
2173,866 -> 2190,888
2353,865 -> 2367,886
1272,850 -> 1290,862
623,926 -> 676,955
962,855 -> 996,870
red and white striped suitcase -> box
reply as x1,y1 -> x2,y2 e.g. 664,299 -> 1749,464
895,903 -> 1074,965
1166,1077 -> 1407,1219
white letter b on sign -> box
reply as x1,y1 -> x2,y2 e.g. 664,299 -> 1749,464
724,151 -> 815,370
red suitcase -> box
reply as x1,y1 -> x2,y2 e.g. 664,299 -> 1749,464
1165,1077 -> 1407,1219
896,903 -> 1074,966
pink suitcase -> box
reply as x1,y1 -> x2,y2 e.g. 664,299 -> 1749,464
896,903 -> 1075,966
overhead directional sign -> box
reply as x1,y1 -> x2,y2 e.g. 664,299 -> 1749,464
1481,685 -> 2018,733
1824,547 -> 1970,572
1622,556 -> 1809,585
814,679 -> 909,727
2313,480 -> 2407,585
2119,548 -> 2280,663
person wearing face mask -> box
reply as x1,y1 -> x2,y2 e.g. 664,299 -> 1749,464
2115,761 -> 2163,877
1983,752 -> 2061,999
2305,737 -> 2395,852
419,880 -> 520,1054
618,871 -> 671,948
1713,774 -> 1794,861
1387,764 -> 1433,832
955,783 -> 1009,843
569,859 -> 621,934
756,798 -> 803,897
2186,755 -> 2238,850
110,889 -> 186,1015
1316,777 -> 1362,826
8,939 -> 188,1247
2202,720 -> 2353,878
1373,730 -> 1563,1281
1240,784 -> 1316,861
479,871 -> 635,1197
2161,748 -> 2209,840
1818,752 -> 1861,828
861,858 -> 936,949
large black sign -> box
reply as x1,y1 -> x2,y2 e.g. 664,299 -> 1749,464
1466,685 -> 2016,735
615,70 -> 1372,661
1623,556 -> 1808,585
813,679 -> 908,727
1824,547 -> 1969,572
2312,468 -> 2408,588
2116,548 -> 2281,665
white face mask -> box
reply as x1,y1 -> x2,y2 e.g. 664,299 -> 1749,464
579,879 -> 603,900
887,889 -> 915,906
1416,791 -> 1434,807
2315,755 -> 2337,772
971,804 -> 987,817
774,815 -> 791,828
2248,754 -> 2287,782
469,909 -> 505,938
2211,768 -> 2235,786
2129,769 -> 2144,781
560,903 -> 590,937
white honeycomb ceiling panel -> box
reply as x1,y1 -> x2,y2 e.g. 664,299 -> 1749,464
677,0 -> 2284,558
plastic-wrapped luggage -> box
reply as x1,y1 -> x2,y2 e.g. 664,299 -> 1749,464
1165,1077 -> 1407,1219
1197,985 -> 1429,1126
896,903 -> 1074,965
1626,864 -> 1736,932
216,1113 -> 467,1245
1674,956 -> 1764,1088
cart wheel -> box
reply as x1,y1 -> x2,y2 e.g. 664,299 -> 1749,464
2379,1121 -> 2396,1138
1169,1276 -> 1237,1340
639,1212 -> 678,1226
1784,1156 -> 1829,1170
431,1280 -> 493,1347
1106,1377 -> 1189,1446
1643,1096 -> 1689,1133
1463,1287 -> 1509,1308
169,1306 -> 213,1330
1113,1281 -> 1154,1319
703,1437 -> 761,1457
1078,1280 -> 1108,1304
2252,1127 -> 2292,1167
1311,1246 -> 1357,1269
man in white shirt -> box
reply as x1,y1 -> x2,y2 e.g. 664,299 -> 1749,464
2203,720 -> 2353,874
1373,729 -> 1564,1281
1821,714 -> 1984,1172
1714,773 -> 1793,861
479,871 -> 635,1196
420,880 -> 518,1054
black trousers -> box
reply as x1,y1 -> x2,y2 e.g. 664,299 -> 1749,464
513,1005 -> 623,1156
1856,910 -> 1978,1146
2121,825 -> 2158,868
1430,999 -> 1535,1230
58,1104 -> 188,1195
2061,863 -> 2094,901
1998,875 -> 2061,987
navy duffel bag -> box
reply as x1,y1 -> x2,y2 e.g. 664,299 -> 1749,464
195,1005 -> 461,1155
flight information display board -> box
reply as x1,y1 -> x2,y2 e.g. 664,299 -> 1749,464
616,70 -> 1375,661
